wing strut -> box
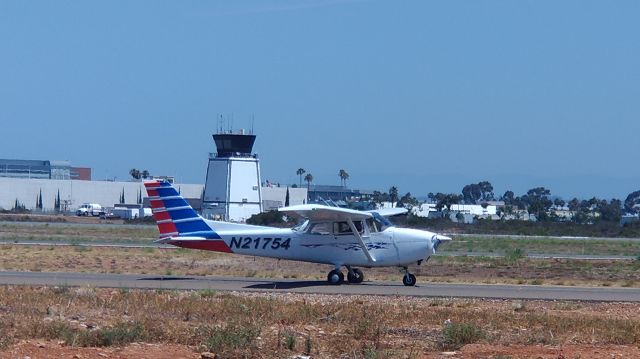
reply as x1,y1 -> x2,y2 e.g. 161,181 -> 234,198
347,218 -> 376,263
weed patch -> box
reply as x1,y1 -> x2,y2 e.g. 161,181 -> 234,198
40,321 -> 147,347
196,321 -> 261,354
441,323 -> 484,350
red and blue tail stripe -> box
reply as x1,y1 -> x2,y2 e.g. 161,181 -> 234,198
144,181 -> 220,240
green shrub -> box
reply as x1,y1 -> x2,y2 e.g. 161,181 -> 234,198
41,321 -> 147,347
92,322 -> 146,347
283,330 -> 296,350
504,247 -> 525,262
198,322 -> 261,353
441,323 -> 483,350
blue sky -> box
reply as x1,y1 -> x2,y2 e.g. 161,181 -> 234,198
1,1 -> 638,199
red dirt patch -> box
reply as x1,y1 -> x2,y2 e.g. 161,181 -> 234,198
1,340 -> 199,359
456,344 -> 640,358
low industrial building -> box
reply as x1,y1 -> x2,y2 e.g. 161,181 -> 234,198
0,159 -> 91,180
0,177 -> 202,212
414,203 -> 498,218
307,185 -> 372,202
0,176 -> 307,218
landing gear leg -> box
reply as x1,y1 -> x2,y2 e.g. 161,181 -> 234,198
346,266 -> 364,284
327,268 -> 344,285
401,266 -> 416,287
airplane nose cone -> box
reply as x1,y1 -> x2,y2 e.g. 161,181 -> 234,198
427,233 -> 451,252
434,234 -> 451,241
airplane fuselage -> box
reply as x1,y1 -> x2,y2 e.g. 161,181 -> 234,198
167,221 -> 436,268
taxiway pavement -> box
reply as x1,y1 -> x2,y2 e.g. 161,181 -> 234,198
0,271 -> 638,302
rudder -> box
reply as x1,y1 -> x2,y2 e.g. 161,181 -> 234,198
144,181 -> 220,240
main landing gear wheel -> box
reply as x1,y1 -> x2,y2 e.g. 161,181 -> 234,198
327,269 -> 344,285
347,268 -> 364,284
402,273 -> 417,287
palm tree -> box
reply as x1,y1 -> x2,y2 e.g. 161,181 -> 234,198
389,186 -> 399,208
304,173 -> 313,202
304,173 -> 313,189
338,169 -> 349,187
296,168 -> 306,187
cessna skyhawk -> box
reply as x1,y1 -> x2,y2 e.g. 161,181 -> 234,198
145,180 -> 451,286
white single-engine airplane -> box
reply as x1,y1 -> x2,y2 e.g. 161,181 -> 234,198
145,180 -> 451,286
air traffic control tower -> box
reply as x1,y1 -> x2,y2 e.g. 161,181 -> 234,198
201,130 -> 262,222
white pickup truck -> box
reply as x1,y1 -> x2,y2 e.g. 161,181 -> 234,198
76,203 -> 105,217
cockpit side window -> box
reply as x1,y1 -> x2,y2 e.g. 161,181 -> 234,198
308,222 -> 332,235
333,221 -> 364,235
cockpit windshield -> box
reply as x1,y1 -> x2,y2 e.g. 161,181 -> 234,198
292,219 -> 309,232
372,212 -> 393,230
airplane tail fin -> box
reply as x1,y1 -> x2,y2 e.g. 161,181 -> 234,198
144,180 -> 219,240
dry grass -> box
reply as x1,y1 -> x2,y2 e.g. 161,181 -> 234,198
0,287 -> 639,358
0,223 -> 156,243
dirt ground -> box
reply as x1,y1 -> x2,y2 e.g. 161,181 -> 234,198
0,287 -> 640,358
4,339 -> 640,358
1,220 -> 640,358
1,341 -> 200,359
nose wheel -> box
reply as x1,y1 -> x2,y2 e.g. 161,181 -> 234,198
401,267 -> 417,286
402,273 -> 417,286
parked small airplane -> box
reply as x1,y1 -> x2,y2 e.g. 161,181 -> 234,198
145,180 -> 451,286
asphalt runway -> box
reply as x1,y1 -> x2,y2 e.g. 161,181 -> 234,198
1,271 -> 639,302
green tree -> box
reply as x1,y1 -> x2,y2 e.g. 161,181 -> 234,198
54,189 -> 61,212
478,181 -> 494,201
284,187 -> 290,207
500,190 -> 516,215
624,190 -> 640,213
304,173 -> 313,202
462,183 -> 481,204
37,189 -> 43,210
522,187 -> 552,221
397,192 -> 419,212
141,170 -> 150,179
389,186 -> 399,207
304,173 -> 313,189
129,168 -> 141,180
296,168 -> 306,187
553,198 -> 566,208
120,188 -> 125,204
370,190 -> 389,208
462,181 -> 494,204
596,198 -> 622,222
433,193 -> 462,212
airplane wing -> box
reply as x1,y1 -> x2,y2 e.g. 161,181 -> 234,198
368,207 -> 408,217
278,204 -> 373,221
